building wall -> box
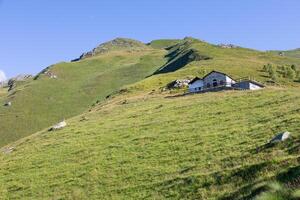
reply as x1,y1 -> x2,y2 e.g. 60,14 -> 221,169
249,83 -> 262,90
189,80 -> 204,92
233,81 -> 263,90
203,72 -> 235,88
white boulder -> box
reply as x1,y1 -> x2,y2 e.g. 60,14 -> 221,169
269,131 -> 291,143
4,102 -> 11,107
49,120 -> 67,131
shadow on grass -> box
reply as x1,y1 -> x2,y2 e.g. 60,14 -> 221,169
155,176 -> 202,199
276,166 -> 300,188
154,49 -> 212,75
219,163 -> 270,200
219,182 -> 267,200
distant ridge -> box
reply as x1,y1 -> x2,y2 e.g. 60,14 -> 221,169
72,38 -> 149,61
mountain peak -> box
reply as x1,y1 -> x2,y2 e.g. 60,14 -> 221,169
73,38 -> 149,61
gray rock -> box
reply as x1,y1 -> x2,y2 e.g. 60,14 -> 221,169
49,120 -> 67,131
269,131 -> 291,143
4,102 -> 11,107
218,44 -> 239,49
2,146 -> 14,154
7,74 -> 32,91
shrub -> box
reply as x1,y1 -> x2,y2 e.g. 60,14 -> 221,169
256,182 -> 300,200
286,66 -> 296,80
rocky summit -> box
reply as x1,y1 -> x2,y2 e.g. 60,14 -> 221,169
73,38 -> 149,61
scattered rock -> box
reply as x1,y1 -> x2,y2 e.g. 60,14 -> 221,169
2,146 -> 15,154
269,131 -> 291,143
121,100 -> 128,105
218,44 -> 239,49
43,69 -> 57,79
49,120 -> 67,131
80,116 -> 89,122
7,74 -> 32,91
4,102 -> 11,107
278,52 -> 285,56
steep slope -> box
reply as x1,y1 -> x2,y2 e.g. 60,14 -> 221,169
0,39 -> 167,147
128,38 -> 300,93
1,38 -> 300,199
0,87 -> 299,199
73,38 -> 150,61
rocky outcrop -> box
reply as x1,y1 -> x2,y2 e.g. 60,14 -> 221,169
34,66 -> 58,80
72,38 -> 149,61
8,74 -> 32,91
218,44 -> 239,49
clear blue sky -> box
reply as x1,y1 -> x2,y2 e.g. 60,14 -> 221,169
1,0 -> 300,78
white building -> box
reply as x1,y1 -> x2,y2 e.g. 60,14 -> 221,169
202,71 -> 236,88
188,77 -> 204,93
189,71 -> 264,93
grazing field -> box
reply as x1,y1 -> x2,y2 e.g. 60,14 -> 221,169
0,47 -> 166,147
0,87 -> 299,199
0,38 -> 300,199
270,49 -> 300,59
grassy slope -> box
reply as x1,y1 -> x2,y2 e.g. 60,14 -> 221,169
0,49 -> 166,147
129,39 -> 300,93
0,87 -> 7,97
0,39 -> 300,199
149,39 -> 182,49
0,88 -> 299,199
270,49 -> 300,59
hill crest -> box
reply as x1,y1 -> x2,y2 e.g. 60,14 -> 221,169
73,38 -> 149,61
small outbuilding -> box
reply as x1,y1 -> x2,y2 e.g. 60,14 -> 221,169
233,80 -> 265,90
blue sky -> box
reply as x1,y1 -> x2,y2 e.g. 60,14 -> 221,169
0,0 -> 300,78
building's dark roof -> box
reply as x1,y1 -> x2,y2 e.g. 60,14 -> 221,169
189,77 -> 203,84
202,70 -> 236,81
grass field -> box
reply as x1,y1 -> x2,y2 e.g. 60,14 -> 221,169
0,87 -> 299,199
0,38 -> 300,199
0,48 -> 166,147
270,49 -> 300,59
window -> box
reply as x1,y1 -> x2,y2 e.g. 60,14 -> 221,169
220,80 -> 224,85
213,79 -> 218,87
207,83 -> 211,88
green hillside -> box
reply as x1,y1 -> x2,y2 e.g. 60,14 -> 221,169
0,38 -> 300,199
0,39 -> 166,147
269,49 -> 300,59
0,87 -> 299,199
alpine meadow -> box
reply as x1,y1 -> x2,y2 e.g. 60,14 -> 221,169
0,37 -> 300,199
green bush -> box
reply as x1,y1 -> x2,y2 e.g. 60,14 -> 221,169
256,182 -> 300,200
